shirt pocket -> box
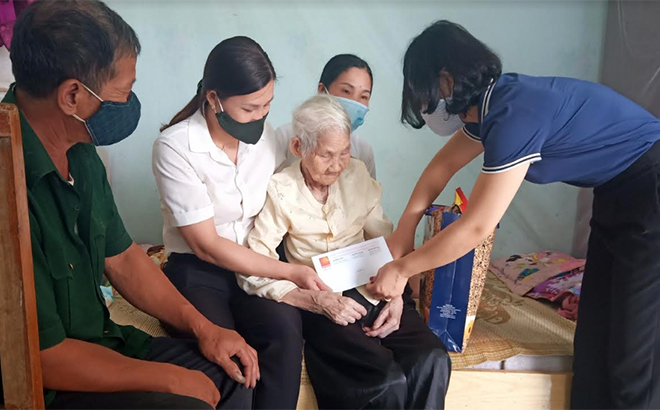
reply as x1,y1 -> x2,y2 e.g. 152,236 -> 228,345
44,246 -> 76,331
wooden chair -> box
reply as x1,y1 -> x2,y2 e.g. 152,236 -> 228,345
0,103 -> 44,409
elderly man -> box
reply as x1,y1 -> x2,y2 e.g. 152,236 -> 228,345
237,94 -> 451,410
3,1 -> 256,409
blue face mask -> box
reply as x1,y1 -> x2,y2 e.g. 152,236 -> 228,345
335,96 -> 369,132
323,86 -> 369,132
73,82 -> 141,146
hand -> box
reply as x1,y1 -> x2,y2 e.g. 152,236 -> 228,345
311,291 -> 368,326
364,296 -> 403,338
166,365 -> 220,408
387,228 -> 415,260
197,325 -> 260,388
366,261 -> 408,300
290,265 -> 332,291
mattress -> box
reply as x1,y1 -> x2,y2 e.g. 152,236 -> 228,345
450,272 -> 576,370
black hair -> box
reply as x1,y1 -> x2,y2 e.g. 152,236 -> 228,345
162,36 -> 276,132
401,20 -> 502,128
11,0 -> 141,98
319,54 -> 373,91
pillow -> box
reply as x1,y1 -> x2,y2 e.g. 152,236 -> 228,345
490,251 -> 585,296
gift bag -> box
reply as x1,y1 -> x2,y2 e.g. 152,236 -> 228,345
420,191 -> 495,353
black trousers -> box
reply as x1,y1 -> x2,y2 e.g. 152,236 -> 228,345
302,287 -> 451,409
572,140 -> 660,409
48,337 -> 252,410
163,253 -> 303,410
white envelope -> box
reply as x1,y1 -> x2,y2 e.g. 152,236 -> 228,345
311,236 -> 393,293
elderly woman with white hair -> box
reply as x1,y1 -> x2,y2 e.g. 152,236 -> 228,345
237,94 -> 451,409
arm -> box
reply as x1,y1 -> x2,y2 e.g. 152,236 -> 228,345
388,129 -> 484,258
363,182 -> 394,240
178,219 -> 305,280
237,185 -> 329,301
105,243 -> 216,337
29,211 -> 234,400
105,244 -> 259,388
368,163 -> 529,299
281,289 -> 367,326
41,339 -> 219,406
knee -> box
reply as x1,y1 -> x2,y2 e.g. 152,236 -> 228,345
426,347 -> 452,389
428,346 -> 451,372
251,305 -> 304,364
408,346 -> 451,383
429,345 -> 451,366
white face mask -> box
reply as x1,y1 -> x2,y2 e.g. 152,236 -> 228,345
421,98 -> 464,137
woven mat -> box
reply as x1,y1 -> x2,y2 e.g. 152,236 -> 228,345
450,272 -> 576,369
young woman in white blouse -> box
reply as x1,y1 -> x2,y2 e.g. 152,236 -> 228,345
152,37 -> 328,410
275,54 -> 377,178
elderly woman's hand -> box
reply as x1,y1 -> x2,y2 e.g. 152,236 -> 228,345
290,265 -> 332,291
312,291 -> 368,326
364,296 -> 404,338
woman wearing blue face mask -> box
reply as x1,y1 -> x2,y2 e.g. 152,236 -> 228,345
153,36 -> 330,410
367,20 -> 660,410
276,54 -> 377,178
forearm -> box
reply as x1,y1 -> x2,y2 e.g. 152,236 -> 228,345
105,244 -> 212,337
398,131 -> 483,233
280,289 -> 322,314
398,158 -> 454,233
41,339 -> 177,393
397,217 -> 488,277
193,235 -> 296,280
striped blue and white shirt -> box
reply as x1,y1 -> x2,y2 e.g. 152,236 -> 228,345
462,73 -> 660,187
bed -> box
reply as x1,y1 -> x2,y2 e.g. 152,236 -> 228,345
109,270 -> 575,409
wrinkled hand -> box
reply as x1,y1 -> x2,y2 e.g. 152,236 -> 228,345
366,261 -> 408,300
387,228 -> 415,260
290,265 -> 332,291
364,296 -> 403,338
197,325 -> 259,388
312,291 -> 367,326
167,365 -> 220,408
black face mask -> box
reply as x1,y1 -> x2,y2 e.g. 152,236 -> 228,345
214,100 -> 267,145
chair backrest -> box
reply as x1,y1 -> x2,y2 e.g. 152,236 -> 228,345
0,103 -> 44,409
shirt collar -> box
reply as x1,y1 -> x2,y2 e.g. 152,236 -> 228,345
188,109 -> 215,153
187,109 -> 255,158
2,84 -> 58,189
478,77 -> 498,125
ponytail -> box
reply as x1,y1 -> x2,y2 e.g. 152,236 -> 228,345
160,81 -> 205,132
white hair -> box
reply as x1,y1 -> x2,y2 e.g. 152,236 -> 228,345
292,94 -> 351,156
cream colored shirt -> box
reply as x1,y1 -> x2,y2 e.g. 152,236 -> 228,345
236,158 -> 393,301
